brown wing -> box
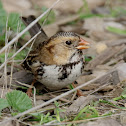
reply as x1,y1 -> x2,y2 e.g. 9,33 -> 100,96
21,15 -> 49,71
21,50 -> 40,72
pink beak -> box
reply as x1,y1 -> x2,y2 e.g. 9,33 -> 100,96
76,38 -> 90,50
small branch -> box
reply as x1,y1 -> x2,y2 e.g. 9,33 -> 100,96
0,31 -> 41,70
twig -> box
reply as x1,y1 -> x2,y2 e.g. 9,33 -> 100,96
50,94 -> 70,103
15,80 -> 36,106
4,16 -> 9,90
46,89 -> 69,94
70,91 -> 77,102
0,0 -> 61,54
1,17 -> 9,98
9,16 -> 22,89
17,119 -> 32,126
0,31 -> 41,70
0,70 -> 115,125
88,83 -> 109,95
43,120 -> 57,126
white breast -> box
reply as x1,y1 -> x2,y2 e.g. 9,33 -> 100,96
36,61 -> 83,90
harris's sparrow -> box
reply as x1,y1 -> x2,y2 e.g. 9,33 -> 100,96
21,16 -> 89,95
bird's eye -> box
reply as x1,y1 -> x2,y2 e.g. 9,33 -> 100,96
66,41 -> 72,45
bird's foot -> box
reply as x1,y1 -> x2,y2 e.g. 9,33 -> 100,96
76,89 -> 84,96
26,79 -> 36,97
26,88 -> 33,97
72,82 -> 84,97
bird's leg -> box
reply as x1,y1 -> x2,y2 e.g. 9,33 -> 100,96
26,79 -> 36,97
72,81 -> 84,97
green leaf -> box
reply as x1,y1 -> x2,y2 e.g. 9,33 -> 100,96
79,13 -> 103,19
0,0 -> 26,43
69,84 -> 74,89
0,98 -> 10,113
113,96 -> 123,101
30,113 -> 42,121
30,112 -> 54,124
73,106 -> 99,121
8,13 -> 25,32
0,50 -> 26,63
107,26 -> 126,35
74,106 -> 88,121
99,99 -> 126,109
121,87 -> 126,97
113,87 -> 126,101
102,111 -> 113,116
85,56 -> 93,62
6,90 -> 32,112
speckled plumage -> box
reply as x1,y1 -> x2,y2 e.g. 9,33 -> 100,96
21,16 -> 89,91
22,50 -> 84,90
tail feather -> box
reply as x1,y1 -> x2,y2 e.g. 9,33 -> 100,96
21,15 -> 48,48
21,16 -> 47,37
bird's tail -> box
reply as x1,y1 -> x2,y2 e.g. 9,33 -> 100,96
21,16 -> 47,37
21,15 -> 48,48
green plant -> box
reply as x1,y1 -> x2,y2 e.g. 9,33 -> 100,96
69,84 -> 74,89
0,0 -> 25,46
113,87 -> 126,101
29,101 -> 65,124
110,7 -> 126,17
30,112 -> 55,125
107,26 -> 126,35
0,98 -> 10,115
74,105 -> 99,121
54,101 -> 61,122
0,90 -> 32,114
78,0 -> 90,14
99,99 -> 126,109
0,50 -> 26,63
85,55 -> 94,62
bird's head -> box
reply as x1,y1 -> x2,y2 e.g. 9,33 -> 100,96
40,32 -> 90,65
46,32 -> 89,50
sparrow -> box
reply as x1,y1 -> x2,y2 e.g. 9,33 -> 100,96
21,16 -> 89,95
